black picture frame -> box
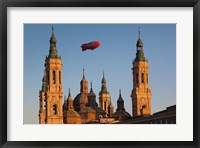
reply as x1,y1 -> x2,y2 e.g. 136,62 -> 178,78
0,0 -> 199,148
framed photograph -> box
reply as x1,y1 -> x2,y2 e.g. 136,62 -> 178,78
1,0 -> 199,148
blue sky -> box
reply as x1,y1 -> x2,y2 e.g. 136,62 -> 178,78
24,24 -> 176,124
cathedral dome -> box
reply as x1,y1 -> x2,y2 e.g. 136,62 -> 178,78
79,107 -> 96,114
65,109 -> 80,118
112,110 -> 131,120
95,107 -> 106,114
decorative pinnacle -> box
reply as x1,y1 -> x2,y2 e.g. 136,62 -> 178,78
138,27 -> 141,38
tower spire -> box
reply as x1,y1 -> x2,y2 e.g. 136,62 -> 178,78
83,68 -> 85,79
68,88 -> 71,96
90,81 -> 93,92
138,27 -> 141,38
52,25 -> 54,35
102,70 -> 106,84
119,89 -> 122,97
49,25 -> 59,58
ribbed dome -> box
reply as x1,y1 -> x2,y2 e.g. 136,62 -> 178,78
112,110 -> 131,118
79,107 -> 96,114
95,107 -> 106,114
65,109 -> 80,118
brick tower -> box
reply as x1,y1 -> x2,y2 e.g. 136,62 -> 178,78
131,28 -> 152,117
39,25 -> 63,124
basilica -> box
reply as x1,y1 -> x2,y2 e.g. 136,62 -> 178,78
38,26 -> 153,124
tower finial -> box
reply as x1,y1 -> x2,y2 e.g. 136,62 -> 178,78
68,88 -> 71,96
90,81 -> 93,92
102,70 -> 106,84
138,27 -> 141,38
52,25 -> 54,35
119,89 -> 122,97
83,67 -> 85,79
103,70 -> 105,79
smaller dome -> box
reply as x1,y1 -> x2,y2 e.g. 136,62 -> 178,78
95,107 -> 106,114
65,109 -> 80,118
136,38 -> 143,47
112,110 -> 131,118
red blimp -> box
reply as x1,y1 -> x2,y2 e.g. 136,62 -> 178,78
81,41 -> 100,51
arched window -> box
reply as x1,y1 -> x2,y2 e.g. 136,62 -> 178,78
104,102 -> 107,111
53,71 -> 56,84
53,104 -> 57,115
142,73 -> 144,83
136,73 -> 139,84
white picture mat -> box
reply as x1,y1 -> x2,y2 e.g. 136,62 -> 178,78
7,7 -> 193,141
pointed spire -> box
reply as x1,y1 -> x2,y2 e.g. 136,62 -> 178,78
90,81 -> 93,92
136,27 -> 143,47
67,88 -> 74,110
49,25 -> 59,58
52,25 -> 54,35
83,67 -> 85,79
118,89 -> 123,102
102,70 -> 106,83
67,88 -> 73,101
138,27 -> 141,38
119,89 -> 122,97
50,25 -> 56,43
68,88 -> 71,97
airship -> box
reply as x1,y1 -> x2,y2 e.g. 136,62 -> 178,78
81,41 -> 100,51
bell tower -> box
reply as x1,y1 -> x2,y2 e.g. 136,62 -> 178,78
99,72 -> 110,114
39,25 -> 63,124
131,28 -> 152,117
